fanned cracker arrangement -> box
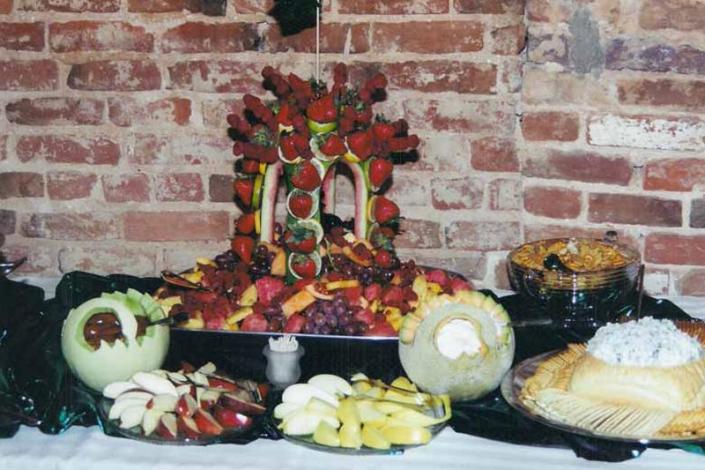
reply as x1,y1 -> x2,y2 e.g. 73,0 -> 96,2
519,318 -> 705,439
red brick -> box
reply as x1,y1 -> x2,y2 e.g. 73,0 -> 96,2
394,219 -> 443,249
155,173 -> 204,202
431,177 -> 483,210
492,23 -> 526,55
17,136 -> 120,165
0,172 -> 44,198
639,0 -> 705,31
202,98 -> 246,128
108,98 -> 191,127
22,213 -> 119,240
522,68 -> 584,105
59,246 -> 156,276
454,0 -> 524,13
167,61 -> 261,94
644,158 -> 705,191
0,136 -> 5,161
131,134 -> 230,165
128,0 -> 199,12
0,22 -> 44,51
646,234 -> 705,265
0,210 -> 15,235
524,186 -> 581,219
489,178 -> 521,211
527,32 -> 569,66
416,134 -> 470,172
68,60 -> 161,91
690,199 -> 705,228
676,270 -> 705,296
524,150 -> 632,186
6,98 -> 104,125
471,137 -> 518,172
384,173 -> 429,206
403,251 -> 487,280
47,172 -> 96,200
50,21 -> 154,53
493,257 -> 511,290
263,23 -> 369,53
618,78 -> 705,112
446,220 -> 521,251
372,21 -> 483,54
522,111 -> 579,141
161,22 -> 258,53
124,211 -> 229,241
339,0 -> 447,14
404,98 -> 514,134
526,0 -> 571,22
606,39 -> 705,75
589,193 -> 681,227
209,174 -> 233,203
18,0 -> 119,11
2,244 -> 55,274
0,0 -> 11,13
233,0 -> 272,13
102,174 -> 150,203
590,114 -> 705,151
0,60 -> 58,91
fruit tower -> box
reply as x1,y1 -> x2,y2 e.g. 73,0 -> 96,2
229,64 -> 420,283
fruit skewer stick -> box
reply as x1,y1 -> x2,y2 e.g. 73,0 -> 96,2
259,162 -> 283,244
342,159 -> 370,240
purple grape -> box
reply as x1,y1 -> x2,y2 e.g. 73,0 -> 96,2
314,313 -> 326,327
334,305 -> 347,317
325,313 -> 338,327
319,325 -> 332,335
343,324 -> 357,336
322,302 -> 334,316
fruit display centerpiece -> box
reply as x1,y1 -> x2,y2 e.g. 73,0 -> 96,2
155,64 -> 472,337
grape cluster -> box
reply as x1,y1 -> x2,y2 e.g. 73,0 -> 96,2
263,303 -> 285,332
249,245 -> 274,280
214,250 -> 238,271
301,294 -> 366,336
327,254 -> 394,286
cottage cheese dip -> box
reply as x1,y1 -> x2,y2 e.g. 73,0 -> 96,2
587,317 -> 703,367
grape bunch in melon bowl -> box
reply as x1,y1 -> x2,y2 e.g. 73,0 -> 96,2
154,64 -> 473,337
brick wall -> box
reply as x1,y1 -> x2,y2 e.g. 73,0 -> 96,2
0,0 -> 703,297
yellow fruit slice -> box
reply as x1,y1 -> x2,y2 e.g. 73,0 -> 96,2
254,209 -> 261,235
239,284 -> 258,307
362,424 -> 391,450
312,421 -> 341,447
390,377 -> 417,392
372,400 -> 408,415
339,422 -> 363,449
337,397 -> 361,427
380,425 -> 431,445
305,398 -> 338,417
352,381 -> 372,395
226,307 -> 253,325
356,401 -> 387,427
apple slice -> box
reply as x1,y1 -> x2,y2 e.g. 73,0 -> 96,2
119,404 -> 147,429
176,384 -> 197,398
308,374 -> 352,397
175,393 -> 199,418
273,402 -> 302,420
148,394 -> 178,412
198,362 -> 217,375
177,416 -> 202,440
219,392 -> 266,416
199,389 -> 222,409
167,372 -> 188,384
132,372 -> 177,397
207,376 -> 239,392
193,409 -> 223,436
282,383 -> 339,407
186,371 -> 210,387
103,381 -> 139,399
212,405 -> 252,430
115,391 -> 153,403
109,397 -> 151,420
156,413 -> 178,439
142,408 -> 164,436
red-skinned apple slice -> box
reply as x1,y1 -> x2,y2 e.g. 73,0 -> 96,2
208,376 -> 239,392
177,416 -> 202,440
176,384 -> 197,399
212,405 -> 253,430
147,394 -> 178,412
199,389 -> 222,409
156,414 -> 178,439
219,392 -> 267,416
142,408 -> 164,436
193,409 -> 224,436
175,393 -> 199,418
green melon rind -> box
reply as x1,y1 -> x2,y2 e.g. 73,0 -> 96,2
398,293 -> 515,401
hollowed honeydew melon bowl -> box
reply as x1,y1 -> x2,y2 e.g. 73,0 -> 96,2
61,289 -> 169,392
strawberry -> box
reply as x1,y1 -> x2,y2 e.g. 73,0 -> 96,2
292,134 -> 313,159
279,135 -> 299,162
374,249 -> 394,269
319,134 -> 347,157
241,313 -> 269,332
306,94 -> 337,123
283,314 -> 305,333
368,158 -> 393,188
291,161 -> 321,191
426,269 -> 450,290
450,277 -> 473,294
364,321 -> 396,337
233,178 -> 254,206
373,196 -> 400,224
291,255 -> 317,279
255,276 -> 285,307
372,122 -> 396,142
236,213 -> 255,235
276,102 -> 294,129
381,286 -> 403,307
284,228 -> 317,254
230,235 -> 254,264
364,283 -> 382,301
288,192 -> 314,219
344,285 -> 363,305
353,308 -> 375,326
346,130 -> 373,161
240,158 -> 260,174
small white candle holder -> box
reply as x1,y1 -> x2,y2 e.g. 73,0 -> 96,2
263,341 -> 305,389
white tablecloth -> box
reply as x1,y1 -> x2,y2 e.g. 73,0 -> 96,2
3,295 -> 705,469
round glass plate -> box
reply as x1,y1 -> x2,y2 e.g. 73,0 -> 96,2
273,419 -> 446,455
501,351 -> 705,445
98,398 -> 256,446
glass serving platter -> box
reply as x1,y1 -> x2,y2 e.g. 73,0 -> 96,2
98,398 -> 257,446
501,351 -> 705,445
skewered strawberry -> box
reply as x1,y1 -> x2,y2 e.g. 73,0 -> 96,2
233,179 -> 254,206
373,196 -> 400,224
368,158 -> 393,188
388,135 -> 420,153
319,134 -> 346,157
283,314 -> 305,333
230,236 -> 255,264
276,102 -> 294,131
346,130 -> 373,161
306,94 -> 337,123
284,228 -> 317,254
374,249 -> 394,269
290,161 -> 321,191
279,135 -> 299,162
240,158 -> 260,174
290,255 -> 317,279
372,122 -> 396,142
236,213 -> 256,235
292,134 -> 314,159
288,192 -> 314,219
